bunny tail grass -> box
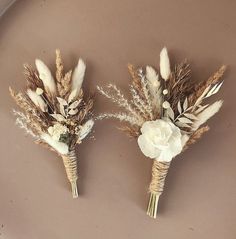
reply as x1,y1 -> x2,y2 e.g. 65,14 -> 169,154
147,160 -> 170,218
62,150 -> 79,198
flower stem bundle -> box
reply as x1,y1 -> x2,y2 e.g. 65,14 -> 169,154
10,50 -> 94,198
97,47 -> 225,218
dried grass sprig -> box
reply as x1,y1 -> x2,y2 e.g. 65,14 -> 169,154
97,47 -> 225,218
10,50 -> 94,198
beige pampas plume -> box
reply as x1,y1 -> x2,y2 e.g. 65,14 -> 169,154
71,58 -> 86,97
160,47 -> 171,81
27,89 -> 47,112
35,59 -> 56,94
193,100 -> 223,130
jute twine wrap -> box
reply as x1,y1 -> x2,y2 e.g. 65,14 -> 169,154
61,150 -> 79,198
147,160 -> 170,218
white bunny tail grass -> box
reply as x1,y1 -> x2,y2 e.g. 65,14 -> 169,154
160,47 -> 171,81
35,59 -> 56,94
193,100 -> 223,130
71,58 -> 86,97
147,160 -> 170,218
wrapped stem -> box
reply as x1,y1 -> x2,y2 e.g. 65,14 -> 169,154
61,150 -> 79,198
147,160 -> 170,218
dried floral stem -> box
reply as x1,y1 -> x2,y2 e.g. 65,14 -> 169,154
61,150 -> 79,198
147,160 -> 170,218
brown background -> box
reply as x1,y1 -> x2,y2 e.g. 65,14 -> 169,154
0,0 -> 235,238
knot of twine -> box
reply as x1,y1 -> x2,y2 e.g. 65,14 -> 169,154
62,150 -> 78,183
149,160 -> 170,195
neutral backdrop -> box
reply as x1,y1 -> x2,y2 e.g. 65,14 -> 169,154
0,1 -> 235,238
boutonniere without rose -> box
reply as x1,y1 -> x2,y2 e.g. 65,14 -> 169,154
97,47 -> 225,218
10,50 -> 94,198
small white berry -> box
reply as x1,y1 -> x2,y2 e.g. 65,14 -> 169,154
163,89 -> 168,95
162,101 -> 170,109
36,87 -> 43,95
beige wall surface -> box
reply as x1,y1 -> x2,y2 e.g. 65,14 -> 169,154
0,0 -> 235,238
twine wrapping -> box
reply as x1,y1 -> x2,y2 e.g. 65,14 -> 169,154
147,160 -> 170,218
61,150 -> 79,198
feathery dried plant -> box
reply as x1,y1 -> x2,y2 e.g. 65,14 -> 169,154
97,47 -> 225,218
10,50 -> 94,198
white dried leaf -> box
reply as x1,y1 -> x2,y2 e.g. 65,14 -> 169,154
178,117 -> 193,124
183,113 -> 198,120
57,97 -> 67,106
206,81 -> 224,98
167,107 -> 174,121
183,98 -> 188,111
177,101 -> 182,114
69,100 -> 80,109
68,108 -> 79,115
175,121 -> 192,128
51,114 -> 65,122
59,104 -> 66,117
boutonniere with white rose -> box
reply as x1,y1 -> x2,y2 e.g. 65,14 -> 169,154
10,50 -> 94,198
97,47 -> 226,218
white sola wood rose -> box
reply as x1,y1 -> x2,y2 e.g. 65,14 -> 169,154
137,119 -> 183,162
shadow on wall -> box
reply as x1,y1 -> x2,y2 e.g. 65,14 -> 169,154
0,0 -> 16,18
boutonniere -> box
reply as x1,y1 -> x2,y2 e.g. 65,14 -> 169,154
97,47 -> 225,218
10,50 -> 94,198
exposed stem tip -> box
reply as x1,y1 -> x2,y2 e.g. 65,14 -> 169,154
71,180 -> 79,198
147,160 -> 170,218
147,193 -> 160,218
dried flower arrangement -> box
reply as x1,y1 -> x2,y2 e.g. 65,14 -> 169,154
97,47 -> 226,218
10,50 -> 94,198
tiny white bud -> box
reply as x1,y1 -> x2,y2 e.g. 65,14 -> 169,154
162,101 -> 170,109
163,89 -> 168,95
36,87 -> 43,95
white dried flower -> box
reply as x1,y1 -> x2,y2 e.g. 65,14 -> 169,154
71,58 -> 86,98
27,89 -> 47,112
162,101 -> 170,109
77,119 -> 94,142
160,47 -> 171,81
48,123 -> 69,141
137,119 -> 183,162
41,133 -> 69,155
35,59 -> 56,94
